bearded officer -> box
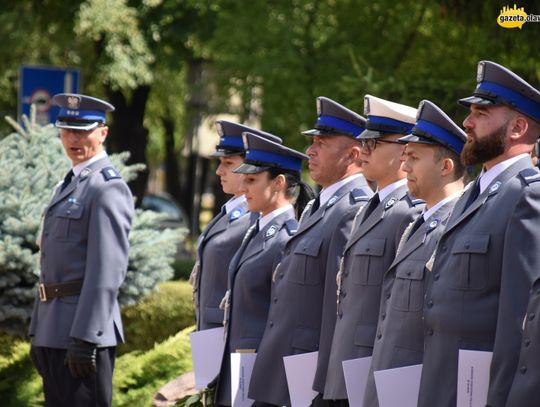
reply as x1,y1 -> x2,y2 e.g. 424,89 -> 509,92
361,100 -> 466,407
323,95 -> 424,405
28,93 -> 134,406
418,61 -> 540,407
248,97 -> 374,406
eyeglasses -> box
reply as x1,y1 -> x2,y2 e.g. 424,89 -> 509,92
360,138 -> 403,152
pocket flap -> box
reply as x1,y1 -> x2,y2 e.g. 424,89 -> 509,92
452,235 -> 490,254
395,259 -> 426,280
291,327 -> 319,351
204,306 -> 224,324
56,202 -> 84,220
354,324 -> 376,347
293,237 -> 323,257
352,238 -> 386,256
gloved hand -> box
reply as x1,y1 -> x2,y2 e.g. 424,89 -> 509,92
65,339 -> 97,379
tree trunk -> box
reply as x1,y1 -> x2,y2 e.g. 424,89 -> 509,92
106,86 -> 151,206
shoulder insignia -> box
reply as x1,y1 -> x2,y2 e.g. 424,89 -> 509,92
520,167 -> 540,185
284,219 -> 298,236
427,219 -> 439,231
101,166 -> 121,181
384,197 -> 397,210
80,167 -> 92,179
326,195 -> 339,207
350,188 -> 371,203
229,206 -> 247,221
265,225 -> 278,240
488,181 -> 502,195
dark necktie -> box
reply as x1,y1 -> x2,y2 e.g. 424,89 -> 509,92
407,215 -> 425,241
461,176 -> 481,214
361,193 -> 380,221
310,195 -> 321,216
60,170 -> 74,192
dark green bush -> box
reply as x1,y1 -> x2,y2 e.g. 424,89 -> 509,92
119,280 -> 195,355
173,258 -> 196,280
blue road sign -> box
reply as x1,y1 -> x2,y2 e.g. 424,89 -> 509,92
19,65 -> 81,125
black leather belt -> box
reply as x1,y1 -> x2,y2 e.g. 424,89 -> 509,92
38,279 -> 83,302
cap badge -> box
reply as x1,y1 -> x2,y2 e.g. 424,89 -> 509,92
316,98 -> 322,115
476,62 -> 485,82
80,168 -> 92,178
67,96 -> 81,109
230,209 -> 242,220
364,96 -> 370,115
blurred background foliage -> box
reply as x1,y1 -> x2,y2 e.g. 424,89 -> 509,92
0,0 -> 538,235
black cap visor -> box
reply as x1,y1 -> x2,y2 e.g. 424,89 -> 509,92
210,147 -> 245,158
55,119 -> 101,131
398,134 -> 441,146
233,162 -> 270,174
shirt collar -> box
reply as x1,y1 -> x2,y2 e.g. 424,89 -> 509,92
378,178 -> 407,202
72,151 -> 107,177
479,153 -> 530,193
319,173 -> 364,207
224,194 -> 247,214
258,204 -> 294,230
423,190 -> 462,221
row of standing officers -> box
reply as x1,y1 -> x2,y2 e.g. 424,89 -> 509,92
192,60 -> 540,407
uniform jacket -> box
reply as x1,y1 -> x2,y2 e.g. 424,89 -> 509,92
29,156 -> 134,348
507,253 -> 540,407
248,175 -> 373,406
362,198 -> 457,407
216,208 -> 297,406
193,200 -> 253,330
324,184 -> 424,400
418,157 -> 540,407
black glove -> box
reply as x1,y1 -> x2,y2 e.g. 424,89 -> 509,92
66,339 -> 97,379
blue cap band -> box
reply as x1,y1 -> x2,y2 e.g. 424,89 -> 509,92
478,81 -> 540,121
58,108 -> 106,122
414,119 -> 465,154
245,149 -> 302,171
367,115 -> 414,135
316,115 -> 365,137
218,135 -> 244,149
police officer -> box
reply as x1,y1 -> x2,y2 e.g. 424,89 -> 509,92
190,121 -> 282,331
248,97 -> 374,406
28,93 -> 134,406
323,95 -> 424,405
361,100 -> 466,407
418,61 -> 540,407
215,132 -> 314,406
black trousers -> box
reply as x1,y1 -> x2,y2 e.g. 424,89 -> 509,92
310,393 -> 349,407
30,346 -> 116,407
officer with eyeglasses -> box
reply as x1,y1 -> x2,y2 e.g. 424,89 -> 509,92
322,95 -> 424,405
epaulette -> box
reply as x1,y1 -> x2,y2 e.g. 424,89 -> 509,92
229,205 -> 248,221
350,188 -> 372,203
284,219 -> 298,236
404,194 -> 425,207
101,166 -> 122,181
520,167 -> 540,185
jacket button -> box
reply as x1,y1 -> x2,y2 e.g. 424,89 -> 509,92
529,313 -> 536,321
97,331 -> 103,336
338,312 -> 343,319
427,328 -> 434,336
280,273 -> 284,279
366,247 -> 370,252
434,273 -> 440,281
343,271 -> 349,277
269,321 -> 274,327
520,366 -> 527,374
427,300 -> 433,308
381,313 -> 386,320
407,271 -> 412,276
273,297 -> 278,303
441,246 -> 447,252
341,291 -> 346,298
286,249 -> 291,255
386,292 -> 391,299
377,333 -> 382,339
524,338 -> 531,347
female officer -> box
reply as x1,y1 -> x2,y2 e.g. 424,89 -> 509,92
191,121 -> 282,332
215,132 -> 314,406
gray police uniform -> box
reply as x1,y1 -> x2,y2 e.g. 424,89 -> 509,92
216,209 -> 297,405
248,177 -> 373,406
324,184 -> 423,399
418,60 -> 540,407
194,200 -> 252,330
361,199 -> 456,407
192,121 -> 282,331
361,99 -> 467,407
29,155 -> 134,348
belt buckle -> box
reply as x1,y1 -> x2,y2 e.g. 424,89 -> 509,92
39,283 -> 47,302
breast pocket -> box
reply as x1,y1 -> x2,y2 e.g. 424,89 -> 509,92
54,201 -> 84,241
392,260 -> 426,312
288,237 -> 323,285
352,238 -> 386,285
449,235 -> 490,290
